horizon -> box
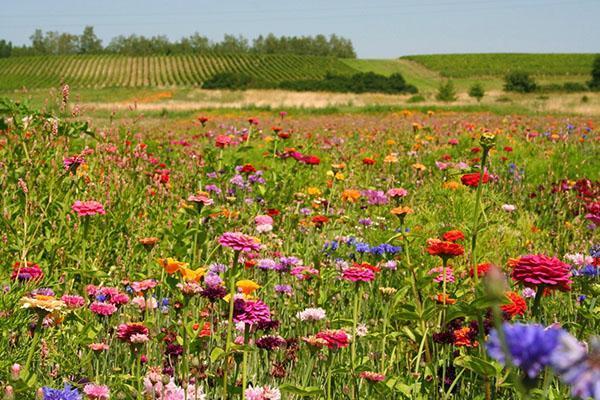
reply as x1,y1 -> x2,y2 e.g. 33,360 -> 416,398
1,0 -> 599,58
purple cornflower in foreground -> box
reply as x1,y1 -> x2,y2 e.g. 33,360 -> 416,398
42,384 -> 81,400
486,323 -> 561,378
551,333 -> 600,400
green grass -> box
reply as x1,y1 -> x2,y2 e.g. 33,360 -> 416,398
0,53 -> 357,90
402,53 -> 597,78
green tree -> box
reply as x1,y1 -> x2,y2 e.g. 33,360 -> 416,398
79,26 -> 102,54
468,83 -> 485,102
504,71 -> 537,93
436,80 -> 457,102
0,40 -> 12,58
30,29 -> 46,54
589,54 -> 600,90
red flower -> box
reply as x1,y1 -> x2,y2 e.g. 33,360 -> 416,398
315,329 -> 350,349
461,172 -> 490,187
509,254 -> 572,291
240,164 -> 257,174
501,291 -> 527,318
302,155 -> 320,165
442,230 -> 465,242
11,261 -> 43,281
503,146 -> 513,152
266,208 -> 280,217
272,126 -> 282,133
312,215 -> 329,227
215,135 -> 232,148
198,116 -> 209,126
362,157 -> 375,165
469,262 -> 495,278
117,323 -> 150,344
426,239 -> 464,258
248,117 -> 259,125
278,132 -> 291,139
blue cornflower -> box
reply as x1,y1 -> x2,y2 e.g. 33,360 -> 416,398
590,245 -> 600,258
486,323 -> 561,378
551,332 -> 600,400
355,242 -> 371,253
42,384 -> 81,400
578,265 -> 599,277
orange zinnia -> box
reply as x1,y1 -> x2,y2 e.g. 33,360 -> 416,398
341,189 -> 361,203
157,258 -> 188,274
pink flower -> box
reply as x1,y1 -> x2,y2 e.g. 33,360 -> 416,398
88,343 -> 110,352
428,266 -> 455,284
72,200 -> 106,216
233,299 -> 271,325
341,266 -> 375,282
315,329 -> 350,349
244,385 -> 281,400
359,371 -> 385,382
254,215 -> 273,226
219,232 -> 261,252
130,279 -> 157,292
90,302 -> 117,316
61,294 -> 85,309
83,383 -> 110,399
187,193 -> 213,207
117,323 -> 149,344
509,254 -> 572,291
387,187 -> 408,198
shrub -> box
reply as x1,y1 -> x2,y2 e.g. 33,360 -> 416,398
202,72 -> 254,90
468,83 -> 485,102
504,72 -> 537,93
279,72 -> 417,94
407,94 -> 425,103
589,54 -> 600,90
436,80 -> 457,102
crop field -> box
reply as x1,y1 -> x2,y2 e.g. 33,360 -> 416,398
0,54 -> 357,90
0,86 -> 598,400
403,53 -> 597,78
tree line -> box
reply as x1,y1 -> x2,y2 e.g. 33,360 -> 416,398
0,27 -> 356,58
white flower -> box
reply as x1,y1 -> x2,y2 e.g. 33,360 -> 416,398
296,307 -> 326,321
502,204 -> 516,212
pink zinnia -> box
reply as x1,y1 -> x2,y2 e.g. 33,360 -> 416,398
428,266 -> 455,284
88,343 -> 110,351
315,329 -> 350,349
219,232 -> 261,252
72,200 -> 106,216
509,254 -> 572,292
130,279 -> 158,292
254,215 -> 273,226
187,193 -> 213,206
11,262 -> 43,281
215,135 -> 232,148
233,299 -> 271,325
83,383 -> 110,399
387,188 -> 408,198
90,302 -> 117,316
341,266 -> 375,282
61,294 -> 85,309
117,323 -> 149,344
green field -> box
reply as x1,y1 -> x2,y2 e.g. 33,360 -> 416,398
402,53 -> 596,78
0,53 -> 356,90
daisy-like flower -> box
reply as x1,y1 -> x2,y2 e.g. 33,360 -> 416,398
71,200 -> 106,216
296,307 -> 326,321
61,295 -> 85,309
117,323 -> 149,344
20,294 -> 65,313
509,254 -> 572,292
89,302 -> 117,316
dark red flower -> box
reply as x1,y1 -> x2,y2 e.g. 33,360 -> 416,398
362,157 -> 375,165
240,164 -> 257,174
302,155 -> 320,165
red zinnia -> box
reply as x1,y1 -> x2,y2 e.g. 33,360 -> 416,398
11,261 -> 43,281
426,239 -> 464,259
461,172 -> 490,188
240,164 -> 257,174
509,254 -> 572,292
312,215 -> 329,227
362,157 -> 375,165
302,155 -> 320,165
442,230 -> 465,242
117,323 -> 149,344
469,262 -> 495,278
315,329 -> 350,349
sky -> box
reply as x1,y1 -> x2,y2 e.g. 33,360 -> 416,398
1,0 -> 599,58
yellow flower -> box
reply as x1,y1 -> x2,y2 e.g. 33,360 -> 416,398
412,163 -> 427,171
386,139 -> 396,145
264,136 -> 275,143
180,267 -> 206,282
334,172 -> 345,181
20,295 -> 65,313
307,187 -> 322,196
158,258 -> 188,274
236,280 -> 261,295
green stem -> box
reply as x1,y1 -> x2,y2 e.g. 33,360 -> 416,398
531,285 -> 544,321
222,251 -> 240,400
351,285 -> 360,370
471,149 -> 489,287
242,324 -> 250,397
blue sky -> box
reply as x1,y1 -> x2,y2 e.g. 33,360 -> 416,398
1,0 -> 598,58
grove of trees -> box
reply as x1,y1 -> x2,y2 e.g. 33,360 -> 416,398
4,27 -> 356,58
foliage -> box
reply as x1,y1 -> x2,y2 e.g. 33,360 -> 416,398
279,72 -> 417,94
589,54 -> 600,90
436,80 -> 457,102
403,53 -> 596,78
504,72 -> 537,93
468,83 -> 485,101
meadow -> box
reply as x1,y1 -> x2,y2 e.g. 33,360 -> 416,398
0,86 -> 598,400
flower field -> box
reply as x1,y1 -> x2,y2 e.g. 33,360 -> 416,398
0,92 -> 598,400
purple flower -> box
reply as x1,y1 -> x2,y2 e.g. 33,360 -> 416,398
551,332 -> 600,399
42,384 -> 81,400
274,284 -> 293,295
362,189 -> 388,206
234,299 -> 271,325
486,323 -> 561,378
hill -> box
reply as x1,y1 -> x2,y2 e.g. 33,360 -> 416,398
0,53 -> 357,90
402,53 -> 596,78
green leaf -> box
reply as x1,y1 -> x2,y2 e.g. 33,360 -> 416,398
210,347 -> 225,362
279,383 -> 322,396
454,355 -> 498,377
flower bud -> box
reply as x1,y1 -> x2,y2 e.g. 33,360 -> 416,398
4,386 -> 14,400
480,132 -> 496,150
10,364 -> 20,380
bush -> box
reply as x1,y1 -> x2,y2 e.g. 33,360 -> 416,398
407,94 -> 425,103
202,72 -> 255,90
468,83 -> 485,102
280,72 -> 417,94
504,72 -> 537,93
436,80 -> 457,102
589,54 -> 600,90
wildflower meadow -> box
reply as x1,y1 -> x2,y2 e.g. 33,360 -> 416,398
0,93 -> 598,400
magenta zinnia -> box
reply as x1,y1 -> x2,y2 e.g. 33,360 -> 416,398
72,200 -> 106,216
219,232 -> 261,252
509,254 -> 572,292
233,299 -> 271,325
117,323 -> 150,344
